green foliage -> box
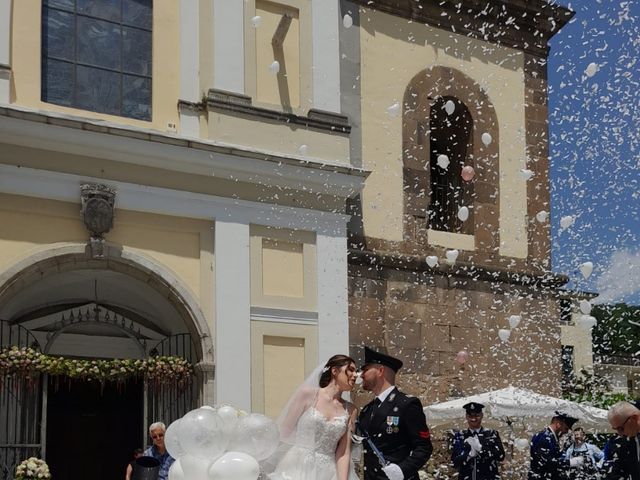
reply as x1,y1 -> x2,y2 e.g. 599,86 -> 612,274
592,303 -> 640,357
563,368 -> 632,409
0,346 -> 193,387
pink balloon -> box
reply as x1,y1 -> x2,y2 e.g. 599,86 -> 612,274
461,166 -> 475,182
455,350 -> 469,365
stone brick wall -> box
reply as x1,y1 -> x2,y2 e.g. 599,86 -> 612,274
348,262 -> 563,407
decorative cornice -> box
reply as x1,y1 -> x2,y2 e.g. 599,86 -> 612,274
207,88 -> 351,134
350,0 -> 574,57
348,248 -> 569,289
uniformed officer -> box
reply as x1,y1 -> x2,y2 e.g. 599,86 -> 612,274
357,346 -> 432,480
529,412 -> 582,480
451,402 -> 505,480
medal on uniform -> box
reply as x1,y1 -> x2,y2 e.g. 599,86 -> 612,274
387,416 -> 399,434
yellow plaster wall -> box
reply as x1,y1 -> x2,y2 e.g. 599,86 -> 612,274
11,0 -> 180,133
255,0 -> 300,109
358,9 -> 529,258
0,194 -> 212,304
207,111 -> 350,164
250,320 -> 318,416
250,225 -> 316,311
244,0 -> 312,113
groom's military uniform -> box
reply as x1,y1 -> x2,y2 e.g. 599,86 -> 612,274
358,348 -> 433,480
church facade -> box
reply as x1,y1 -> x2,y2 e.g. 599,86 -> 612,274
0,0 -> 572,478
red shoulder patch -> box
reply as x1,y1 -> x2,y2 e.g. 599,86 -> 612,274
419,430 -> 431,439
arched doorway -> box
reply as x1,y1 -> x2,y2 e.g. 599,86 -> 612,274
0,244 -> 213,480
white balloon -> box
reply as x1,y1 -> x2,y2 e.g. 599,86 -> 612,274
519,169 -> 534,181
217,405 -> 239,439
298,144 -> 308,155
579,299 -> 592,315
560,215 -> 575,230
180,454 -> 212,480
269,61 -> 280,74
165,420 -> 185,459
178,408 -> 228,459
481,132 -> 492,146
251,16 -> 262,28
445,249 -> 459,264
508,315 -> 521,329
228,414 -> 279,461
200,405 -> 216,411
426,256 -> 438,268
515,438 -> 529,451
437,154 -> 450,169
386,102 -> 400,117
536,210 -> 548,223
343,14 -> 353,28
577,315 -> 597,330
585,62 -> 599,78
208,452 -> 259,480
444,100 -> 455,115
168,459 -> 186,480
579,261 -> 593,279
498,329 -> 511,342
457,206 -> 469,222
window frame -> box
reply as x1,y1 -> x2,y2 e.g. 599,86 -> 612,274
41,0 -> 153,121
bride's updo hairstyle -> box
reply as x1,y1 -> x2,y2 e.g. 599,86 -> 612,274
319,354 -> 355,387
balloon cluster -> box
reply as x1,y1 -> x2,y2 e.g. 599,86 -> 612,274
165,405 -> 279,480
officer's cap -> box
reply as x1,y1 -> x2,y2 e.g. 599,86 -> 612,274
553,411 -> 579,428
463,402 -> 485,415
362,346 -> 403,372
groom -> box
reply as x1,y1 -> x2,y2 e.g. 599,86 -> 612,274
358,346 -> 433,480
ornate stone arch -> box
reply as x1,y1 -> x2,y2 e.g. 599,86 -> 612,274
402,66 -> 500,255
0,242 -> 214,368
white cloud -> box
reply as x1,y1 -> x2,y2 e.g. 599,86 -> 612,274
594,249 -> 640,304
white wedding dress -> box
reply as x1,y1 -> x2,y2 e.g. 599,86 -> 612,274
268,406 -> 359,480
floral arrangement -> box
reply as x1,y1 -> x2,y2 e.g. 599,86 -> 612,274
15,457 -> 51,480
0,347 -> 193,386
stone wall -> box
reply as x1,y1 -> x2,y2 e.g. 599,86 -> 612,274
348,262 -> 563,407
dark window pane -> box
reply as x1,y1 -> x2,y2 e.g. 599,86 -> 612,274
77,17 -> 121,70
42,59 -> 74,106
42,8 -> 75,61
77,0 -> 121,22
76,65 -> 121,115
123,0 -> 152,29
123,27 -> 151,76
123,75 -> 151,120
44,0 -> 75,11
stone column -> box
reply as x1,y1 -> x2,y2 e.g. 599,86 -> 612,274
214,219 -> 251,410
179,0 -> 200,137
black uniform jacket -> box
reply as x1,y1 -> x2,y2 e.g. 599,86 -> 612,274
604,435 -> 640,480
528,427 -> 570,480
451,427 -> 505,480
357,387 -> 433,480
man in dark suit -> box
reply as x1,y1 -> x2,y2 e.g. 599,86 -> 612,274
451,402 -> 505,480
605,400 -> 640,480
357,346 -> 432,480
529,412 -> 583,480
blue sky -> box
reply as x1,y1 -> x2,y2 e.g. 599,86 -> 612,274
548,0 -> 640,305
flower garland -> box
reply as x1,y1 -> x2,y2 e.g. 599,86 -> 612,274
15,457 -> 51,480
0,347 -> 193,386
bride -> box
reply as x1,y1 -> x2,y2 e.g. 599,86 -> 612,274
265,354 -> 359,480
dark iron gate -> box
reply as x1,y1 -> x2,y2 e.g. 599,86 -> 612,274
0,322 -> 42,480
146,334 -> 200,430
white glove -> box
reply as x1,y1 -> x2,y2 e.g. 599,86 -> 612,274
570,457 -> 584,467
465,436 -> 483,453
468,448 -> 478,458
382,463 -> 404,480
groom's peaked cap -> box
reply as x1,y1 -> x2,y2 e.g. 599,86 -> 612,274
553,411 -> 579,428
362,346 -> 403,372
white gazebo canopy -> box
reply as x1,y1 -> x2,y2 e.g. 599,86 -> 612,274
424,386 -> 610,433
